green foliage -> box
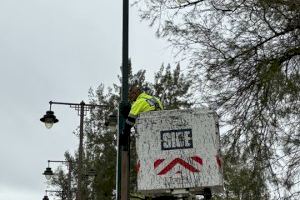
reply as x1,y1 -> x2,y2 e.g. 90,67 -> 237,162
214,153 -> 270,200
135,0 -> 300,199
48,152 -> 76,200
152,63 -> 192,109
84,84 -> 118,200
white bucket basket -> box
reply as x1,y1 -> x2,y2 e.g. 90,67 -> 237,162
135,108 -> 224,195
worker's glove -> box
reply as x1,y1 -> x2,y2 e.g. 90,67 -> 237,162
123,123 -> 132,136
119,123 -> 131,148
120,102 -> 131,117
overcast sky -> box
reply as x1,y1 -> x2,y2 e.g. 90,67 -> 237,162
0,1 -> 176,199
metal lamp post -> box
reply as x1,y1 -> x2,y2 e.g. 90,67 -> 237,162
40,101 -> 105,200
116,0 -> 130,199
43,160 -> 73,200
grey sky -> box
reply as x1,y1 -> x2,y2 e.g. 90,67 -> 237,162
0,1 -> 175,199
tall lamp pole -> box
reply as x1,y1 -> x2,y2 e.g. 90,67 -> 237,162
116,0 -> 129,199
40,101 -> 105,200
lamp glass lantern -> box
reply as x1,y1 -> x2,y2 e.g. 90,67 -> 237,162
105,112 -> 118,132
43,167 -> 54,180
87,168 -> 97,177
40,110 -> 59,129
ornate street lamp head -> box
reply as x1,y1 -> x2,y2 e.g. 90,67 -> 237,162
104,111 -> 118,132
40,110 -> 59,129
43,167 -> 54,180
86,168 -> 97,177
42,195 -> 49,200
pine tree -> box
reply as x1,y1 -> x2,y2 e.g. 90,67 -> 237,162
152,63 -> 192,110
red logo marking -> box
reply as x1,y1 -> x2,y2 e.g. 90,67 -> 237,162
216,155 -> 222,168
154,156 -> 203,175
135,160 -> 140,173
191,156 -> 203,165
154,159 -> 165,169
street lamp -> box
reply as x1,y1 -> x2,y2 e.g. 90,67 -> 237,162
40,101 -> 105,200
43,190 -> 64,200
40,109 -> 58,129
43,160 -> 73,200
43,166 -> 54,180
86,168 -> 97,177
42,195 -> 49,200
84,168 -> 97,200
105,111 -> 118,132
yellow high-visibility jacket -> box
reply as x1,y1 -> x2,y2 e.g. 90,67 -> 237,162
126,92 -> 163,126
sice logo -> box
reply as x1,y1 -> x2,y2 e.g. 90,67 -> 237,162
160,129 -> 193,150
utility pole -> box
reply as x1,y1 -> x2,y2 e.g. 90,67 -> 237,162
116,0 -> 129,199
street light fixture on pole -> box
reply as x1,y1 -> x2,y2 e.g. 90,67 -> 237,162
40,101 -> 105,200
42,160 -> 73,200
43,190 -> 64,200
84,168 -> 97,200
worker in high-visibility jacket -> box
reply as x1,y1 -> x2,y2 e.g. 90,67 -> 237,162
121,84 -> 163,144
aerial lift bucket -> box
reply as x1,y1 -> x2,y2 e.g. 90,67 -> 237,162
135,108 -> 224,199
